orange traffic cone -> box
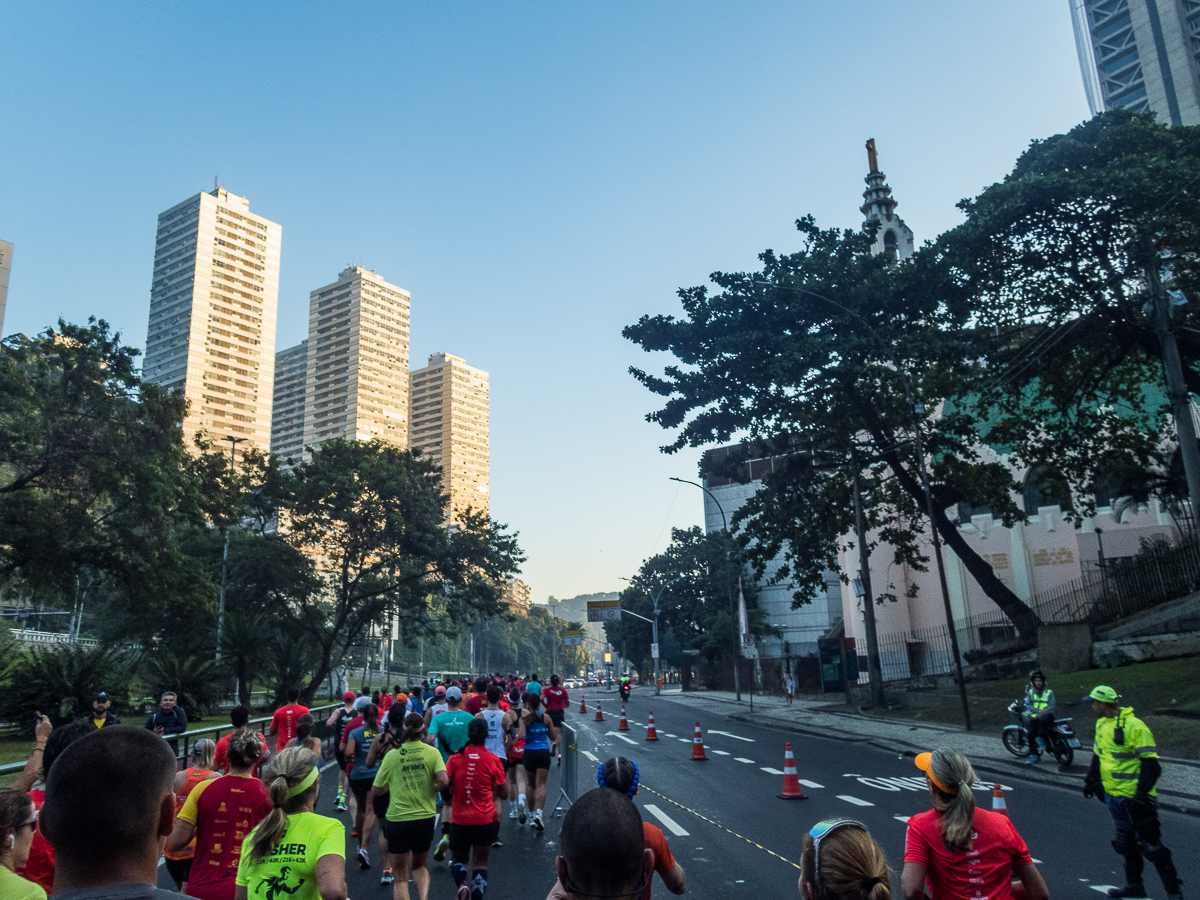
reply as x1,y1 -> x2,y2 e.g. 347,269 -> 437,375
991,783 -> 1007,816
579,695 -> 587,713
619,706 -> 630,731
691,722 -> 707,760
594,701 -> 604,722
778,742 -> 807,799
646,711 -> 658,741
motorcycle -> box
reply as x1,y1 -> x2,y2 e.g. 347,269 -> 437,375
619,682 -> 631,702
1003,699 -> 1080,766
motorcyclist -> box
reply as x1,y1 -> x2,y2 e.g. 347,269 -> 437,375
619,674 -> 631,701
1021,669 -> 1055,764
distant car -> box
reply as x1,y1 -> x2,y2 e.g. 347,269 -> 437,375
585,677 -> 598,687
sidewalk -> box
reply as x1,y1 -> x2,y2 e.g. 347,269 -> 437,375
657,688 -> 1200,816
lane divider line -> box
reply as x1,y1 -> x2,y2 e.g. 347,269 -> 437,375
837,795 -> 874,807
798,780 -> 824,789
761,767 -> 784,775
893,815 -> 910,823
582,750 -> 600,763
644,803 -> 690,836
734,757 -> 756,764
640,784 -> 800,871
710,750 -> 731,756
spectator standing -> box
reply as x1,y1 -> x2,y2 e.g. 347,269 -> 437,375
372,713 -> 448,900
1084,685 -> 1182,900
551,789 -> 653,900
163,739 -> 220,891
798,817 -> 889,900
0,789 -> 45,900
235,747 -> 347,900
39,726 -> 181,899
146,691 -> 189,755
783,672 -> 795,706
445,718 -> 507,900
170,729 -> 273,900
902,749 -> 1048,900
79,691 -> 121,731
214,706 -> 270,777
269,688 -> 310,755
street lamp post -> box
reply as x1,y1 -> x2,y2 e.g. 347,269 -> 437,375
751,281 -> 971,729
670,477 -> 741,701
215,434 -> 246,662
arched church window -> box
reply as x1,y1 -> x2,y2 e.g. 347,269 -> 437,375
1022,466 -> 1073,515
884,230 -> 898,260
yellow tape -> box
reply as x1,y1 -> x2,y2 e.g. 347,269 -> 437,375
641,784 -> 801,871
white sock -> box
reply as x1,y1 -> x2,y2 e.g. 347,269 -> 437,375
518,793 -> 526,806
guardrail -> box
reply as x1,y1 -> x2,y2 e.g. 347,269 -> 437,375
10,629 -> 99,649
554,723 -> 578,817
0,703 -> 340,780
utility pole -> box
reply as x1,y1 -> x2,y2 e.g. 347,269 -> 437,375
215,434 -> 246,661
851,451 -> 885,709
1148,240 -> 1200,531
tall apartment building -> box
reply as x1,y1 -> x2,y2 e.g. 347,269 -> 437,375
302,266 -> 411,456
0,240 -> 12,335
271,339 -> 308,462
409,353 -> 490,522
1071,0 -> 1200,125
143,187 -> 281,456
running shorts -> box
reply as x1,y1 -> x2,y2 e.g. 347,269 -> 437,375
523,748 -> 552,772
349,777 -> 374,804
449,821 -> 499,854
439,787 -> 453,805
547,708 -> 564,728
505,755 -> 522,771
164,857 -> 192,885
385,816 -> 436,855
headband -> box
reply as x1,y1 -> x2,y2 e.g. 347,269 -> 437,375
597,759 -> 639,797
286,768 -> 319,798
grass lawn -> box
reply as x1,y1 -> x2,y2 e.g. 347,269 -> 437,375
862,657 -> 1200,759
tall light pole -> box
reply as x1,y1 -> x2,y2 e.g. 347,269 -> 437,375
670,476 -> 741,701
215,435 -> 246,661
751,281 -> 971,729
619,576 -> 681,695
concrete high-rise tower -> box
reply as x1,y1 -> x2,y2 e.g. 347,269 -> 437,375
271,339 -> 308,462
1071,0 -> 1200,125
301,266 -> 411,457
861,139 -> 914,262
409,353 -> 490,523
0,240 -> 13,336
143,187 -> 281,457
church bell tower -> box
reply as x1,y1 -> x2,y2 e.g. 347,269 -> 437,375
861,138 -> 914,262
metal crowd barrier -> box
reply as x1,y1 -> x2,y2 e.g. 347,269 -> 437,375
555,723 -> 578,817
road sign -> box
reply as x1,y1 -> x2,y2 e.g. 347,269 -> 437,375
650,642 -> 659,659
563,629 -> 582,646
604,652 -> 612,663
682,649 -> 700,656
587,599 -> 622,622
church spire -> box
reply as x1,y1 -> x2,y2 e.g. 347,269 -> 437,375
860,138 -> 914,262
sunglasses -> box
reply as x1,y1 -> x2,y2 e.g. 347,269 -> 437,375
808,818 -> 868,887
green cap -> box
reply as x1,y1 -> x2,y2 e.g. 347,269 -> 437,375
1086,685 -> 1119,703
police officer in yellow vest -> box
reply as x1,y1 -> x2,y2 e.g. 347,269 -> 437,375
1083,685 -> 1181,900
1021,669 -> 1055,764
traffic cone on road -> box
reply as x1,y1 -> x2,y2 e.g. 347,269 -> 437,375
594,702 -> 604,722
691,722 -> 707,760
646,712 -> 658,741
991,784 -> 1007,816
619,706 -> 630,731
778,743 -> 807,799
579,695 -> 587,713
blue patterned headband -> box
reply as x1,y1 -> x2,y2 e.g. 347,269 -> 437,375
597,759 -> 639,797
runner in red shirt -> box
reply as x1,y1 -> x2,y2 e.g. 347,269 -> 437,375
464,678 -> 489,715
542,675 -> 569,761
213,706 -> 269,776
903,749 -> 1047,900
268,687 -> 309,754
445,718 -> 508,900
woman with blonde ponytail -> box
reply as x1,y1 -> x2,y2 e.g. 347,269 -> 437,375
902,750 -> 1048,900
797,818 -> 889,900
234,747 -> 347,900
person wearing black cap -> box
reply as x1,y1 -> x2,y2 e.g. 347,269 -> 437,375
79,692 -> 120,732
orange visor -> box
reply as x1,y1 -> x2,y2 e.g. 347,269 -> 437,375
914,751 -> 953,794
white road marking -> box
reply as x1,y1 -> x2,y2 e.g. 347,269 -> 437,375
644,804 -> 690,836
735,757 -> 756,764
894,815 -> 910,823
1089,888 -> 1119,895
1031,859 -> 1042,864
837,795 -> 875,807
710,749 -> 731,756
708,730 -> 755,742
761,767 -> 784,775
663,733 -> 677,738
605,731 -> 639,746
679,738 -> 692,743
581,750 -> 600,763
798,780 -> 824,789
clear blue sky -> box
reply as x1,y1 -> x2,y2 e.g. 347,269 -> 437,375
1,3 -> 1090,606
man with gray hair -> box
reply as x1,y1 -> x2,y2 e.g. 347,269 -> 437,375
145,692 -> 188,756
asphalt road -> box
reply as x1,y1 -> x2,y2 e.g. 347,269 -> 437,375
160,689 -> 1200,900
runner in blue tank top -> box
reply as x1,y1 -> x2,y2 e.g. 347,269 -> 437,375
516,692 -> 558,831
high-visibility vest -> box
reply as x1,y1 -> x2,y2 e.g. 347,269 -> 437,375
1026,687 -> 1054,712
1093,707 -> 1158,798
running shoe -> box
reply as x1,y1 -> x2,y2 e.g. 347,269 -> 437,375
335,800 -> 348,812
433,835 -> 450,862
381,869 -> 394,885
351,829 -> 359,837
357,847 -> 370,870
456,884 -> 471,900
533,813 -> 544,831
508,806 -> 519,820
492,840 -> 503,848
518,799 -> 527,825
